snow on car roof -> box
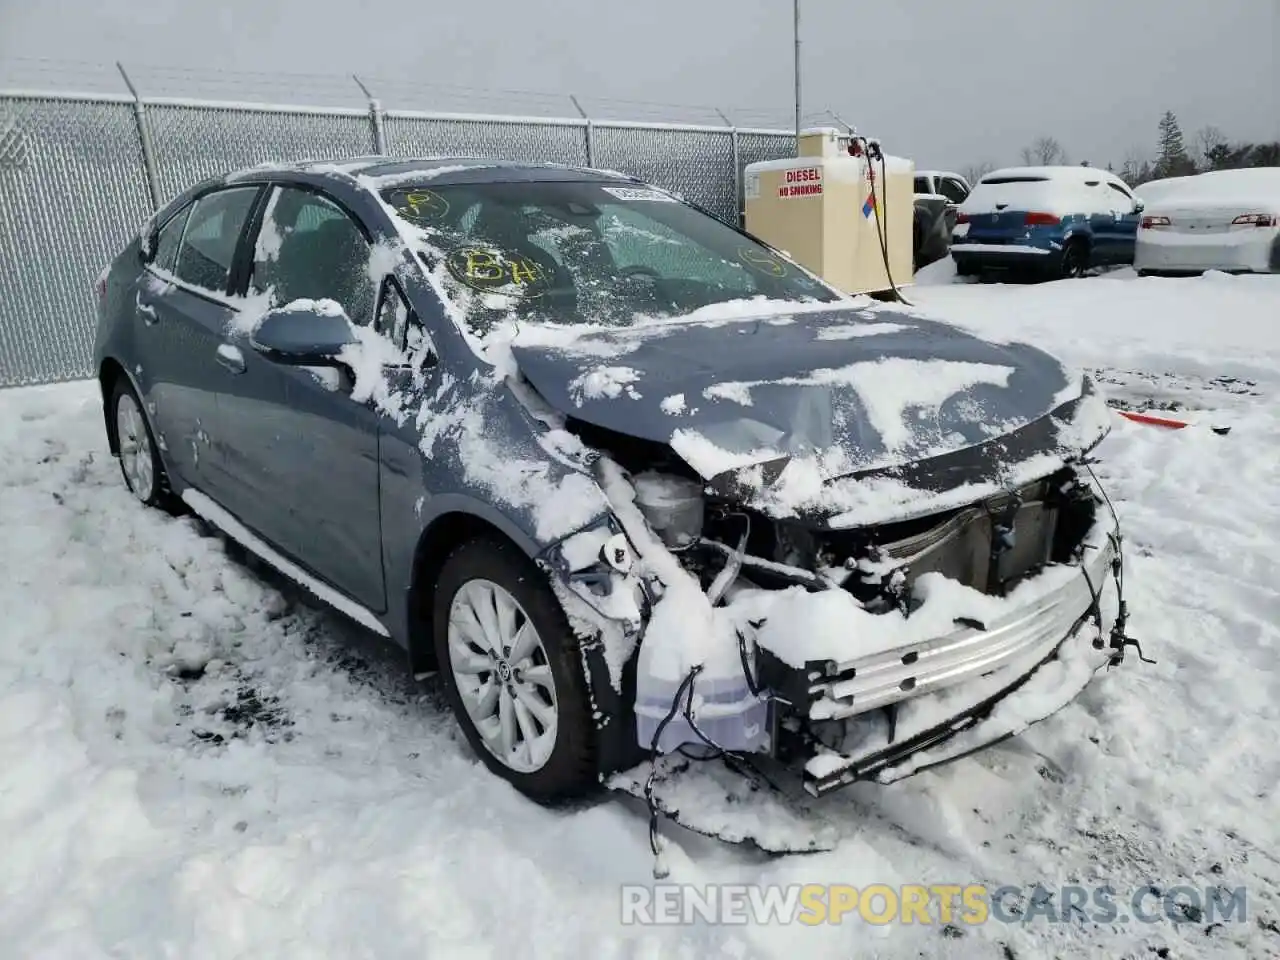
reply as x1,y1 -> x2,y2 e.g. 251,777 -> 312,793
230,155 -> 632,187
963,166 -> 1134,217
980,165 -> 1125,185
1139,167 -> 1280,210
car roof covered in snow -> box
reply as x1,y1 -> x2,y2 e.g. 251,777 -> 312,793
979,165 -> 1127,185
228,156 -> 634,188
1138,167 -> 1280,212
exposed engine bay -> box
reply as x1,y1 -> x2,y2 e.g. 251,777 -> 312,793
540,408 -> 1137,807
565,413 -> 1099,603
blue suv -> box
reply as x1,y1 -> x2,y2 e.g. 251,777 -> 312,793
950,166 -> 1145,279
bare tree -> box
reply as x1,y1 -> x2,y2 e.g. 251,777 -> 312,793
1020,136 -> 1066,166
1195,125 -> 1228,170
959,161 -> 996,185
1118,148 -> 1150,186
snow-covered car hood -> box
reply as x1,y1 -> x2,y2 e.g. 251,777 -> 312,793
510,305 -> 1094,498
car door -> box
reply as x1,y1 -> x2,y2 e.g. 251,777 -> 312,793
134,185 -> 263,494
936,176 -> 969,232
213,184 -> 386,613
1107,181 -> 1141,264
1081,180 -> 1121,263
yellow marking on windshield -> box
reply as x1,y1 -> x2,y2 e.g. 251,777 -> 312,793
463,249 -> 505,281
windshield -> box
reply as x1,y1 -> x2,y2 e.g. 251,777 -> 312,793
381,180 -> 838,335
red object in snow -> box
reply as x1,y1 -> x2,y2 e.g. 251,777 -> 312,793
1116,410 -> 1190,429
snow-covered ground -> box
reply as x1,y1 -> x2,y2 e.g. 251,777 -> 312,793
2,270 -> 1278,958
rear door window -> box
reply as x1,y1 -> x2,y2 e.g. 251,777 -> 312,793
153,205 -> 191,272
914,176 -> 931,194
173,187 -> 259,294
938,178 -> 969,204
1107,182 -> 1135,204
251,186 -> 374,326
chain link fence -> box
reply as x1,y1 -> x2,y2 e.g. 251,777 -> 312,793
0,90 -> 792,387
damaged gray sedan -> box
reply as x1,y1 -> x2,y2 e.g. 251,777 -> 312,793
94,157 -> 1142,813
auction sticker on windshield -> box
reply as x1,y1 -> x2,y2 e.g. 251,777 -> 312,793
601,186 -> 678,203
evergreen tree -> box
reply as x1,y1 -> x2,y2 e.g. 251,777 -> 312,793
1203,142 -> 1235,171
1249,142 -> 1280,167
1154,111 -> 1195,178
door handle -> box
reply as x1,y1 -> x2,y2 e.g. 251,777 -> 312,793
215,344 -> 246,374
136,293 -> 159,326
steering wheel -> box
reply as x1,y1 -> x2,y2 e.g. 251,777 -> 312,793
618,264 -> 663,282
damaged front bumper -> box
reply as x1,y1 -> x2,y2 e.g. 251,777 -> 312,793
542,458 -> 1135,801
777,528 -> 1120,795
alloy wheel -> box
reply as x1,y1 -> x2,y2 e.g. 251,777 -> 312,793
115,392 -> 156,502
446,578 -> 559,773
1062,243 -> 1088,279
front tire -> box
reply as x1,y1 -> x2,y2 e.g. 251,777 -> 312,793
433,537 -> 598,802
110,378 -> 173,509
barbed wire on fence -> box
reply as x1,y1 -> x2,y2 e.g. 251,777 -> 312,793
0,56 -> 827,130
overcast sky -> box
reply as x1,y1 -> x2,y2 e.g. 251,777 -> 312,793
1,0 -> 1276,170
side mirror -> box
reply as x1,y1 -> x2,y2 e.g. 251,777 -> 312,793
1133,199 -> 1145,214
250,300 -> 357,365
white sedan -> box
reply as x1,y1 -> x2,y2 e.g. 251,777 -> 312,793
1135,168 -> 1280,275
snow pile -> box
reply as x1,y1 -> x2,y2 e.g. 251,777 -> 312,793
834,358 -> 1014,452
912,271 -> 1280,396
669,428 -> 783,478
703,380 -> 754,406
813,321 -> 912,340
692,358 -> 1016,453
411,377 -> 608,544
337,325 -> 413,421
733,551 -> 1091,670
273,297 -> 346,317
568,365 -> 643,405
253,188 -> 285,261
659,393 -> 689,416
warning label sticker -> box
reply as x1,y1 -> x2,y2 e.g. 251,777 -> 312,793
777,166 -> 823,199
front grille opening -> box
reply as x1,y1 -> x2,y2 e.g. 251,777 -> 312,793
820,466 -> 1098,606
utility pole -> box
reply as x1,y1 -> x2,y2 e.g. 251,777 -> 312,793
793,0 -> 802,144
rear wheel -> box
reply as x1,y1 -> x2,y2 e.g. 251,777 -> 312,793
1058,239 -> 1090,279
110,378 -> 174,509
433,537 -> 598,802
